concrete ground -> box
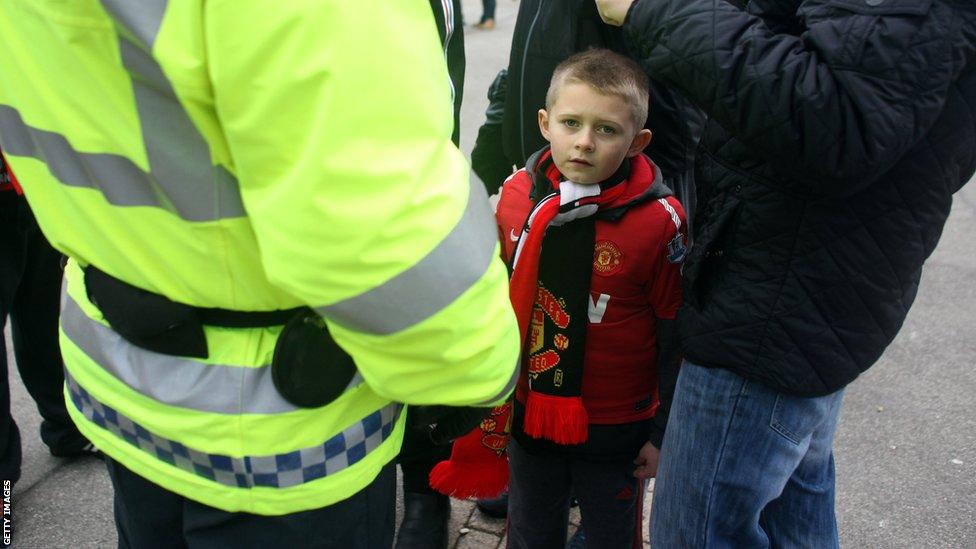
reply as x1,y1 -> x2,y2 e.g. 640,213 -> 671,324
4,0 -> 975,547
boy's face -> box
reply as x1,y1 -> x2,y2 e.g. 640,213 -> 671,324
539,82 -> 652,185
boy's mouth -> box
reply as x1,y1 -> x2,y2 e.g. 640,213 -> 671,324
568,157 -> 593,166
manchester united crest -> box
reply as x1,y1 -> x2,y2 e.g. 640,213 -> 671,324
478,405 -> 511,456
527,285 -> 569,378
593,240 -> 623,276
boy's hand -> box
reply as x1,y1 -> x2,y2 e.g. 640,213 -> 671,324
595,0 -> 636,26
633,441 -> 661,479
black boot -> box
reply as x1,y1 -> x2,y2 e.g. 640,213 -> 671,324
395,492 -> 450,549
475,492 -> 509,519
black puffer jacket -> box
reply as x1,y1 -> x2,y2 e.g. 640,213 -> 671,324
497,0 -> 704,197
622,0 -> 976,396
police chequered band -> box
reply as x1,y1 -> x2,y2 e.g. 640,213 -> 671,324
66,372 -> 401,489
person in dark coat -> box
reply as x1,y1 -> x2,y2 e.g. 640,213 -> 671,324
596,0 -> 976,546
0,151 -> 95,486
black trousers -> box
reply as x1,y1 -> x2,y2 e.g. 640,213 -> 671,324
0,192 -> 86,484
106,458 -> 396,549
397,408 -> 451,495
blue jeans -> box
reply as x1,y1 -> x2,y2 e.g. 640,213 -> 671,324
651,361 -> 844,548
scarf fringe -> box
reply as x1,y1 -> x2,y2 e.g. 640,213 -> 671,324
429,456 -> 509,500
428,403 -> 513,500
522,391 -> 589,444
428,440 -> 508,499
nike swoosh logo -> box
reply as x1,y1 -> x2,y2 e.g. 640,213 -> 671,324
510,228 -> 520,242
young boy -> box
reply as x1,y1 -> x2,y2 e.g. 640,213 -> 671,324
495,49 -> 685,548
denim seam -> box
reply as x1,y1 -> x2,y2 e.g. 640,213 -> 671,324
769,395 -> 803,445
701,377 -> 750,546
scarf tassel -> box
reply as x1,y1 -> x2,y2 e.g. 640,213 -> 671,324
522,391 -> 589,444
429,403 -> 512,499
428,454 -> 509,500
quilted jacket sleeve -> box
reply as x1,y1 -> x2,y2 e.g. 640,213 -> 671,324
623,0 -> 976,196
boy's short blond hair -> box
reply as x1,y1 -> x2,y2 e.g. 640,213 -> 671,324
545,48 -> 650,130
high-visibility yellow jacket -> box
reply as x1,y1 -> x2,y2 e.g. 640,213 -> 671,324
0,0 -> 519,515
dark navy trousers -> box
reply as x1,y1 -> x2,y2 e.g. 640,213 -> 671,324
0,192 -> 87,484
106,458 -> 396,549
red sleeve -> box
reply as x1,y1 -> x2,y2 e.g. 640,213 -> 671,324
0,149 -> 22,194
495,169 -> 532,264
646,196 -> 687,320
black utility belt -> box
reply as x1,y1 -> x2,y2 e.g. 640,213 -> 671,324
83,266 -> 356,408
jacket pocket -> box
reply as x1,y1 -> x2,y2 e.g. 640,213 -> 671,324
682,192 -> 740,307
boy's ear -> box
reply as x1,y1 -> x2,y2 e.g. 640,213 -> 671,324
538,109 -> 552,141
627,129 -> 652,157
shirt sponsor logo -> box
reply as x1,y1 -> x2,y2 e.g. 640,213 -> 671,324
588,293 -> 610,324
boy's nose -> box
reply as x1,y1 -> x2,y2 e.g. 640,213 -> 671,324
575,130 -> 595,152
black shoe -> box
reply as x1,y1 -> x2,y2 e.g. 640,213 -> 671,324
475,492 -> 508,519
396,492 -> 449,549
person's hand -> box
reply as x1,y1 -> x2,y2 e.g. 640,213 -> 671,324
595,0 -> 636,27
633,441 -> 661,479
411,405 -> 492,446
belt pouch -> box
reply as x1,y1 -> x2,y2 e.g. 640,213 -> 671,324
272,310 -> 358,408
84,267 -> 208,358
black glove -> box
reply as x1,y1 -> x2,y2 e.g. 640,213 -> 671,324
410,405 -> 492,446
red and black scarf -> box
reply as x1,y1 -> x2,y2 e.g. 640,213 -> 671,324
430,149 -> 659,498
509,155 -> 632,444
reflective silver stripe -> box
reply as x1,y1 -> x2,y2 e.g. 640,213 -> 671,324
318,174 -> 498,334
0,1 -> 245,221
0,107 -> 243,221
0,105 -> 166,208
104,0 -> 246,222
67,371 -> 401,489
101,0 -> 168,48
60,290 -> 364,415
116,39 -> 245,221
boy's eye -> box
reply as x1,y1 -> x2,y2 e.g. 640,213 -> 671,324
563,119 -> 580,128
597,125 -> 617,135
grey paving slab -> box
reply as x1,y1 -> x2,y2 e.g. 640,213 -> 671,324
833,183 -> 976,549
455,527 -> 501,549
466,507 -> 506,536
8,457 -> 113,549
5,330 -> 59,499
